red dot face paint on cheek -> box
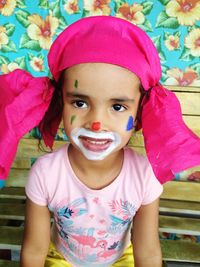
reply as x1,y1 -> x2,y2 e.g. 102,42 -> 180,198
91,122 -> 101,131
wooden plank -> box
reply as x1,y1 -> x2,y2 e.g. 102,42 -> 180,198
0,188 -> 25,199
0,260 -> 19,267
0,226 -> 23,250
176,92 -> 200,116
183,115 -> 200,137
161,239 -> 200,262
161,181 -> 200,203
16,138 -> 47,158
160,199 -> 200,216
168,85 -> 200,93
159,215 -> 200,235
11,158 -> 31,169
0,203 -> 25,220
6,169 -> 29,187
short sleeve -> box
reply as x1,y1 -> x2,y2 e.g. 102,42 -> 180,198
142,163 -> 163,205
25,159 -> 48,206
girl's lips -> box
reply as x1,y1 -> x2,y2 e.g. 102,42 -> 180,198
79,136 -> 113,152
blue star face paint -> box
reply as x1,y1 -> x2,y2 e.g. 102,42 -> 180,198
126,116 -> 134,131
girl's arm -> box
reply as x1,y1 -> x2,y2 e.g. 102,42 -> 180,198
20,197 -> 51,267
131,198 -> 162,267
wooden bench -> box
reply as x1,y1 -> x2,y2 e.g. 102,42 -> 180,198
0,85 -> 200,266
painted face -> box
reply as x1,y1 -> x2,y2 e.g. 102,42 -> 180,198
71,128 -> 121,160
62,63 -> 141,161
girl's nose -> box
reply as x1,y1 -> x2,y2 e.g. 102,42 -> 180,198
91,121 -> 101,131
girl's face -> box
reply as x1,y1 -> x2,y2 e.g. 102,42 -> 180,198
62,63 -> 141,161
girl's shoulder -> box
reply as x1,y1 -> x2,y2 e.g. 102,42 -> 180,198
34,144 -> 68,168
124,147 -> 163,205
124,147 -> 151,168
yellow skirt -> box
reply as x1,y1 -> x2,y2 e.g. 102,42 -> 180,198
45,242 -> 134,267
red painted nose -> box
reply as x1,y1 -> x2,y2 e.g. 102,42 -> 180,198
91,122 -> 101,131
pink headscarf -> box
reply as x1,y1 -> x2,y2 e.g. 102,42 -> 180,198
0,15 -> 200,184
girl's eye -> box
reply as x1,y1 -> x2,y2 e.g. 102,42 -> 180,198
72,100 -> 88,109
112,104 -> 126,112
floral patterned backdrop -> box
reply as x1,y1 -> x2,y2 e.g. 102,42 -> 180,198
0,0 -> 200,87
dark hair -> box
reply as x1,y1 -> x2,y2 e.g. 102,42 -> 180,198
38,74 -> 64,151
134,85 -> 149,131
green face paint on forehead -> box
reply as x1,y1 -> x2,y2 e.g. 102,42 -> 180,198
70,115 -> 76,125
74,79 -> 78,89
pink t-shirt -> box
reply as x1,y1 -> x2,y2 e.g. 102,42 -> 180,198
26,144 -> 163,267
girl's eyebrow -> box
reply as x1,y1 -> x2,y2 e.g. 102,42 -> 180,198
111,98 -> 135,103
66,92 -> 135,102
66,92 -> 88,99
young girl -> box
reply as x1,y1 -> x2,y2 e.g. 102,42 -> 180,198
0,15 -> 200,267
21,60 -> 163,267
21,16 -> 164,267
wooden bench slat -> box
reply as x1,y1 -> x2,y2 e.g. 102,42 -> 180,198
0,204 -> 25,220
0,226 -> 23,250
0,188 -> 25,199
160,199 -> 200,216
161,181 -> 200,203
168,85 -> 200,93
183,115 -> 200,136
11,158 -> 31,170
6,170 -> 29,188
161,239 -> 200,262
0,260 -> 19,267
176,92 -> 200,116
159,215 -> 200,235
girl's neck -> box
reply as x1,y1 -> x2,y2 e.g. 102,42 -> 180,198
68,144 -> 124,190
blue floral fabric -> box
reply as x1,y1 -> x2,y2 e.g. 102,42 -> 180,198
0,0 -> 200,86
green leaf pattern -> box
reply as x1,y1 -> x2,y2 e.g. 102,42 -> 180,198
0,0 -> 199,86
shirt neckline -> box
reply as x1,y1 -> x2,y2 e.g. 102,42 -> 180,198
64,144 -> 127,195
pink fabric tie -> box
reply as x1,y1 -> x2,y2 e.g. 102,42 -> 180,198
142,85 -> 200,183
0,69 -> 54,179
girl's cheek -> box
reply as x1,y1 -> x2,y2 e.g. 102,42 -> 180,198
126,116 -> 135,131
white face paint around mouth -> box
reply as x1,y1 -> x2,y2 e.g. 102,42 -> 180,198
71,128 -> 122,160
